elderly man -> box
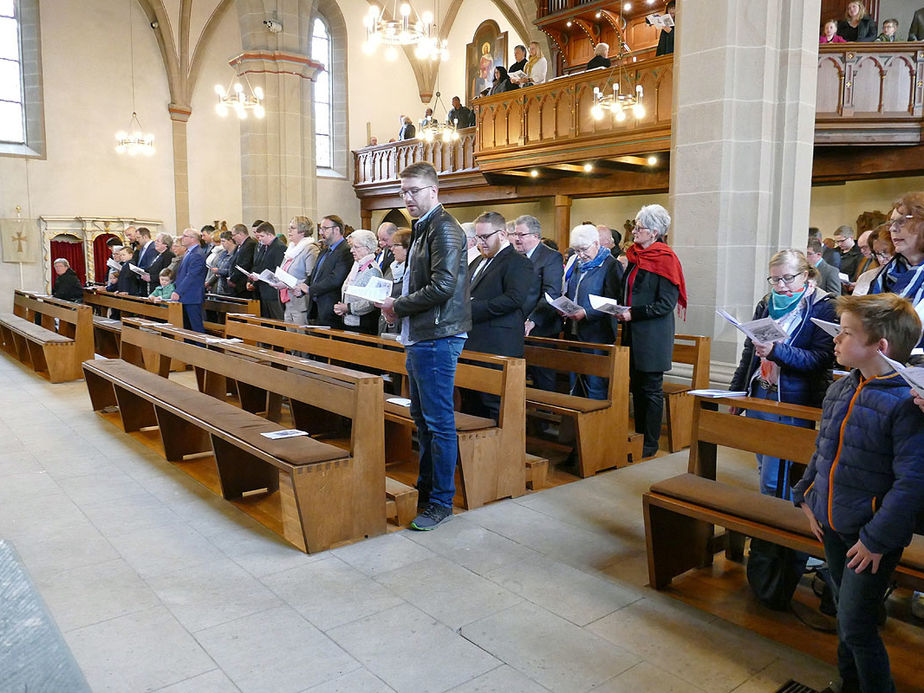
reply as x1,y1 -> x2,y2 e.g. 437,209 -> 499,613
305,215 -> 352,327
375,221 -> 397,274
508,44 -> 527,74
464,211 -> 537,419
461,222 -> 481,265
380,162 -> 470,531
512,214 -> 563,391
141,232 -> 175,294
170,228 -> 208,333
853,229 -> 877,279
806,238 -> 841,295
834,225 -> 863,283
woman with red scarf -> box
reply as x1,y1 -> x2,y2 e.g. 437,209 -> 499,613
616,205 -> 687,458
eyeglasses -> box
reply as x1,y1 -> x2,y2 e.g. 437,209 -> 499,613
874,251 -> 892,260
573,243 -> 596,254
889,214 -> 916,230
318,225 -> 338,231
834,237 -> 851,245
507,232 -> 532,239
400,185 -> 434,198
475,229 -> 501,244
766,272 -> 806,286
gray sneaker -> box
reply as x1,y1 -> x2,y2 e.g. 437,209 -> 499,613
410,503 -> 452,531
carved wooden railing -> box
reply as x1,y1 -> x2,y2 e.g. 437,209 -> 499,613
537,0 -> 600,19
353,128 -> 478,189
816,43 -> 924,144
473,54 -> 673,171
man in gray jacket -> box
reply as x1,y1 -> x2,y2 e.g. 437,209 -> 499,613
381,162 -> 471,531
807,238 -> 841,295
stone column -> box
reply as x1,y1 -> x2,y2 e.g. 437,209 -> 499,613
669,0 -> 821,377
169,104 -> 191,232
554,194 -> 571,250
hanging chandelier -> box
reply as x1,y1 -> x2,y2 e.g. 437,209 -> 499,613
362,2 -> 448,62
115,0 -> 154,156
115,112 -> 155,156
420,91 -> 459,143
589,7 -> 645,123
214,74 -> 265,119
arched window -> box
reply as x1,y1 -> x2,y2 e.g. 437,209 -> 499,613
311,17 -> 333,170
0,0 -> 25,144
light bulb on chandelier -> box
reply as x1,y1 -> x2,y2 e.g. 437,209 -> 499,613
362,1 -> 448,62
214,74 -> 265,119
115,0 -> 155,156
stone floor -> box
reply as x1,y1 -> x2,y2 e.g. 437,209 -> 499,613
0,355 -> 837,693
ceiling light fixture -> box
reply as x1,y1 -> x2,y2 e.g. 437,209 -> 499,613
115,0 -> 154,156
362,2 -> 448,62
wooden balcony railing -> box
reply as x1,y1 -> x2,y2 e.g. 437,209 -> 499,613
816,43 -> 924,144
473,55 -> 673,171
353,127 -> 478,189
537,0 -> 600,19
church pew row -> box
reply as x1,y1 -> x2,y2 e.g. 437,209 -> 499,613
662,334 -> 712,451
223,313 -> 527,510
0,290 -> 94,382
82,288 -> 183,359
202,293 -> 260,335
118,317 -> 417,529
644,395 -> 924,594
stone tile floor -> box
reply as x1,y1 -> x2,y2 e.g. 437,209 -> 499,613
0,356 -> 836,692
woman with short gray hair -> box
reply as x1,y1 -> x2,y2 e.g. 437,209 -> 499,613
334,229 -> 383,334
615,204 -> 687,458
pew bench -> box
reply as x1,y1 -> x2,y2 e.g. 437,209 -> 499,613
82,288 -> 183,360
224,314 -> 526,510
643,473 -> 924,594
662,334 -> 711,452
82,357 -> 362,553
523,336 -> 642,477
0,291 -> 94,382
202,294 -> 259,335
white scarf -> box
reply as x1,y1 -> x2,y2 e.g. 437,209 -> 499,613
283,236 -> 313,261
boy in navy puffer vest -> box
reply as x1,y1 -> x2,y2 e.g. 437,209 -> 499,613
793,293 -> 924,693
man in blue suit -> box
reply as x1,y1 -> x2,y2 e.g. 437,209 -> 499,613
170,228 -> 208,333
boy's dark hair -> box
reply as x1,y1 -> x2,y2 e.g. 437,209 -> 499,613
807,238 -> 824,253
883,18 -> 898,28
255,221 -> 276,237
836,293 -> 923,363
159,268 -> 175,280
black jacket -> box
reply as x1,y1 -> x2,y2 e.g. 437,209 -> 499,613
467,245 -> 538,357
251,238 -> 286,304
399,123 -> 416,140
394,204 -> 471,342
565,253 -> 623,344
228,237 -> 257,298
586,55 -> 611,69
145,250 -> 175,294
656,28 -> 674,56
447,106 -> 475,128
308,238 -> 352,327
619,263 -> 680,372
52,268 -> 83,302
838,17 -> 877,42
525,242 -> 564,337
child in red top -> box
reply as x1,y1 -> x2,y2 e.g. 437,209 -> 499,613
821,19 -> 848,44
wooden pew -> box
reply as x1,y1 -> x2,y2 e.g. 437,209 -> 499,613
83,357 -> 362,553
117,317 -> 392,534
224,314 -> 527,509
0,290 -> 94,382
202,294 -> 259,335
82,288 -> 183,358
523,336 -> 642,476
662,334 -> 711,451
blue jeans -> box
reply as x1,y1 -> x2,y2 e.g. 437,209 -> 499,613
746,384 -> 814,498
822,528 -> 903,693
406,336 -> 465,508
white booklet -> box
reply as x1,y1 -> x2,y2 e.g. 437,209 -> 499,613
646,13 -> 674,29
588,294 -> 630,315
345,276 -> 392,303
273,267 -> 299,289
234,264 -> 252,277
810,317 -> 841,338
878,351 -> 924,397
106,258 -> 121,271
688,389 -> 749,398
253,269 -> 277,284
717,309 -> 788,344
386,397 -> 412,407
546,292 -> 581,315
508,69 -> 528,81
128,263 -> 146,275
261,429 -> 309,440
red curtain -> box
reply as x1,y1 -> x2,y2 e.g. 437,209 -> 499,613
93,233 -> 119,284
50,236 -> 87,288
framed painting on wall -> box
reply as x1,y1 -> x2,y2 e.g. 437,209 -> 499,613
466,20 -> 507,104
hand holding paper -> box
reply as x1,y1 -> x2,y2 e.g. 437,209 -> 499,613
878,351 -> 924,397
588,294 -> 630,315
345,276 -> 392,303
546,292 -> 582,316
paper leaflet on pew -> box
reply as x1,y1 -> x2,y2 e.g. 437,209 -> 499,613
261,429 -> 310,440
588,294 -> 630,315
716,309 -> 788,343
687,389 -> 749,398
344,276 -> 392,303
546,292 -> 581,315
877,351 -> 924,398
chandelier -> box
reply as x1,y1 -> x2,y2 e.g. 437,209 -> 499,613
115,0 -> 154,156
214,74 -> 265,119
589,7 -> 645,123
115,112 -> 155,156
362,2 -> 448,62
420,91 -> 459,143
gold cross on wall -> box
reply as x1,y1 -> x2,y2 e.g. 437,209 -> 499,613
12,230 -> 27,252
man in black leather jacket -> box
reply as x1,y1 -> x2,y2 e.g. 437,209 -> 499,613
381,162 -> 470,531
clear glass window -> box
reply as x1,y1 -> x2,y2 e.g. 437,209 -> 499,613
311,17 -> 332,169
0,3 -> 24,144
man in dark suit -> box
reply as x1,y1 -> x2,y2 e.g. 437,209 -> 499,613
170,228 -> 208,333
508,44 -> 527,74
464,211 -> 538,420
248,221 -> 286,320
226,224 -> 257,298
909,7 -> 924,40
809,227 -> 840,269
806,238 -> 841,295
834,225 -> 863,285
511,214 -> 563,391
141,232 -> 175,294
375,221 -> 397,275
307,215 -> 352,327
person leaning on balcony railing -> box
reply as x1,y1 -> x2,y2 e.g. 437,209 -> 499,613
510,41 -> 547,86
655,1 -> 676,56
586,43 -> 611,70
837,0 -> 877,42
446,96 -> 475,128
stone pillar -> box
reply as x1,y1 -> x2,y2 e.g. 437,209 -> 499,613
169,104 -> 191,232
669,0 -> 820,377
554,194 -> 571,250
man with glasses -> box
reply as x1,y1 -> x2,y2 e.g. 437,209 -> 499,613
463,211 -> 537,419
806,238 -> 841,294
306,215 -> 352,327
170,228 -> 208,333
511,214 -> 564,391
379,162 -> 470,531
375,222 -> 397,274
834,225 -> 863,287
